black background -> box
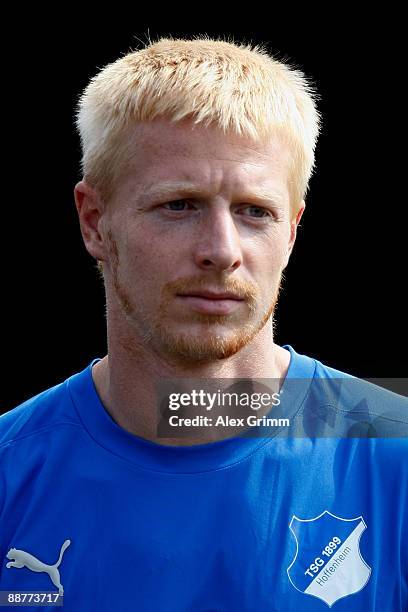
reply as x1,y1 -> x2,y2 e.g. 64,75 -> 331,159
2,13 -> 406,414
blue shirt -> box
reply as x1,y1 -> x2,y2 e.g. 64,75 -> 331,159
1,346 -> 407,611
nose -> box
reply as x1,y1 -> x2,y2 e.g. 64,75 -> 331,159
193,208 -> 243,272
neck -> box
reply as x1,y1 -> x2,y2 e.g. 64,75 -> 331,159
92,322 -> 291,446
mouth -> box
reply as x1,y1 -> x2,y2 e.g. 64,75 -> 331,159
178,291 -> 244,300
176,291 -> 245,315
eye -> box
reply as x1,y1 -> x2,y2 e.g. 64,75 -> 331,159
163,200 -> 194,211
238,205 -> 272,218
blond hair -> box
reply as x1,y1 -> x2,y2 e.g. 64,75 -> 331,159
76,37 -> 321,209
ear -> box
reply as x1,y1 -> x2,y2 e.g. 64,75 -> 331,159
74,181 -> 108,262
282,200 -> 306,269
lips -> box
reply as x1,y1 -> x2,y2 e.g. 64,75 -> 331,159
177,290 -> 244,301
176,291 -> 245,315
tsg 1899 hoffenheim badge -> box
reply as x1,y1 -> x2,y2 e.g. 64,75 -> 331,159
287,510 -> 371,607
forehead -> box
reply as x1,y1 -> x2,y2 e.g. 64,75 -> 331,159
116,119 -> 293,200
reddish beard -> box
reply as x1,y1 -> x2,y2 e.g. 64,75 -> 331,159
150,275 -> 279,361
107,232 -> 282,363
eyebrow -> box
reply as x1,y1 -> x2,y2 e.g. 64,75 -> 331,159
144,182 -> 286,207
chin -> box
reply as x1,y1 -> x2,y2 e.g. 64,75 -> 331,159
153,321 -> 266,363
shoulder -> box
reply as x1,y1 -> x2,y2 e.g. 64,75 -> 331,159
293,348 -> 408,440
0,368 -> 87,449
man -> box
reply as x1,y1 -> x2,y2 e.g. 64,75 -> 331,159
0,38 -> 406,611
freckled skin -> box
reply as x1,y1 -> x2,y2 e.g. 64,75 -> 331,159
99,120 -> 302,363
75,119 -> 305,443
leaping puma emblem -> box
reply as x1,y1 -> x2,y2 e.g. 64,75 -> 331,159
5,539 -> 71,595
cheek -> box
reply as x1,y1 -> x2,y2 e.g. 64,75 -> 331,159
245,233 -> 288,273
123,215 -> 192,269
119,237 -> 177,301
123,238 -> 180,276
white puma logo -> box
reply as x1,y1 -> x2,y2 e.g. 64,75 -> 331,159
5,539 -> 71,595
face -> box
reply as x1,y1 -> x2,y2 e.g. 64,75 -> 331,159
82,120 -> 304,364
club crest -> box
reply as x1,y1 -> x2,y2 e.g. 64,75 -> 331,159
287,511 -> 371,607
